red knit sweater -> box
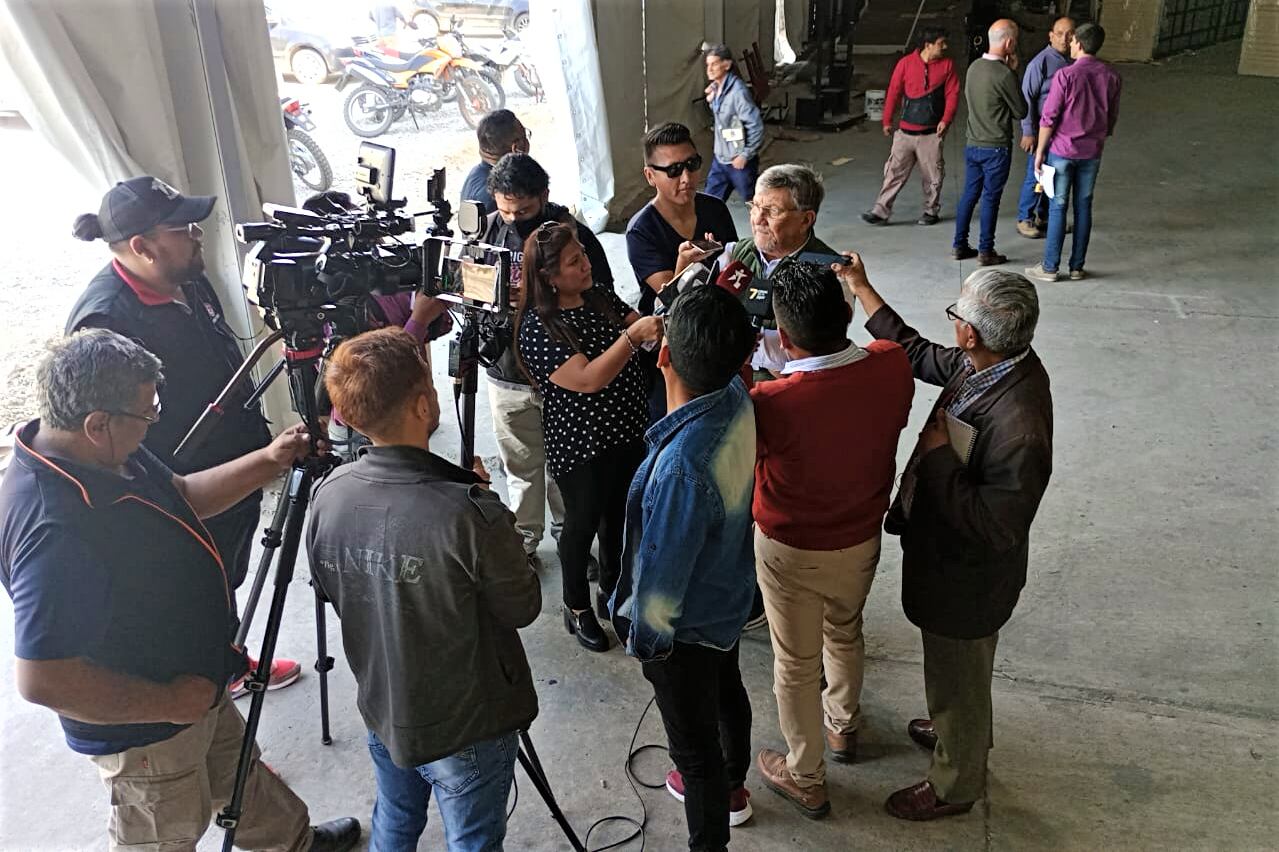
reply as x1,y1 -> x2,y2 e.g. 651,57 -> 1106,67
750,340 -> 914,550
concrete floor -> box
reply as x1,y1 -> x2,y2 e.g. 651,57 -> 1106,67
2,41 -> 1276,851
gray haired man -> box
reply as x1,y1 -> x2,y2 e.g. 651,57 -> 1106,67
836,258 -> 1054,821
0,329 -> 359,851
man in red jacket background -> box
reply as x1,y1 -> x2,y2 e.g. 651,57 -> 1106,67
750,261 -> 914,820
863,27 -> 960,227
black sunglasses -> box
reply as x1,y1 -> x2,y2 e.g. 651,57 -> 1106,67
647,155 -> 703,178
535,221 -> 565,244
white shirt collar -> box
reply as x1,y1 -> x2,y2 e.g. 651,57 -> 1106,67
780,341 -> 868,375
981,52 -> 1002,61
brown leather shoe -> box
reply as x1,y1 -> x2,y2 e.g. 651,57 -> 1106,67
951,246 -> 978,261
824,727 -> 857,763
977,251 -> 1008,266
907,718 -> 937,750
885,780 -> 974,821
756,749 -> 831,819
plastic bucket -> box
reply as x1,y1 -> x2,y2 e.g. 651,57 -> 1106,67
865,89 -> 886,121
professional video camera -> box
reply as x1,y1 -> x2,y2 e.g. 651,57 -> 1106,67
200,143 -> 584,852
237,142 -> 512,352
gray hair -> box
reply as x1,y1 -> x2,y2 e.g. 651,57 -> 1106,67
37,329 -> 164,431
756,164 -> 825,213
956,269 -> 1039,354
988,21 -> 1018,49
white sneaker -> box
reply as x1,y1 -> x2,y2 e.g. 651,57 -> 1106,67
1024,263 -> 1061,283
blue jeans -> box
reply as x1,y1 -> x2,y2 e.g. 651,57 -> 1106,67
1042,153 -> 1101,273
952,146 -> 1012,253
704,155 -> 758,202
367,730 -> 519,852
1016,153 -> 1048,224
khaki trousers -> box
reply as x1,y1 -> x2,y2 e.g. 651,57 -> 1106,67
488,381 -> 565,553
89,694 -> 310,852
755,528 -> 881,787
922,629 -> 999,803
871,129 -> 945,219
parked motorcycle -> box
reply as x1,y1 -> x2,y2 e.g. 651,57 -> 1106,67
493,26 -> 542,99
281,97 -> 331,192
337,34 -> 496,136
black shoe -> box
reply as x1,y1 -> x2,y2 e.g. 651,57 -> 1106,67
563,607 -> 610,652
308,817 -> 360,852
977,251 -> 1008,266
595,588 -> 611,621
951,246 -> 977,260
861,211 -> 887,225
916,213 -> 940,226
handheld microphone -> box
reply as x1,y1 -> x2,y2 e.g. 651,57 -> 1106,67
716,261 -> 773,328
656,261 -> 713,311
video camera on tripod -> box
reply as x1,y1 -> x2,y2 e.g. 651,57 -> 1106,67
186,144 -> 584,852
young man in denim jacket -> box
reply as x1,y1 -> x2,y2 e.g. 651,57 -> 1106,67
610,286 -> 759,851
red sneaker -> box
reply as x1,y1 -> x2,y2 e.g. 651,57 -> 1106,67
230,656 -> 303,699
664,770 -> 753,827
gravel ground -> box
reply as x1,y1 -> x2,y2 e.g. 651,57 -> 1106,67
0,72 -> 554,427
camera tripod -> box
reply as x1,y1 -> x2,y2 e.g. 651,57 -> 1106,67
177,315 -> 584,851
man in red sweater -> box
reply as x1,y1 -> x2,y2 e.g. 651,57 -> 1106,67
863,27 -> 960,227
751,261 -> 914,819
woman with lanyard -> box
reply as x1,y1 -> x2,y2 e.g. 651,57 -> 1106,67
703,43 -> 765,204
516,223 -> 663,652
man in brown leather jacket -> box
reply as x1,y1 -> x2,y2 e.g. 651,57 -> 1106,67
836,256 -> 1053,822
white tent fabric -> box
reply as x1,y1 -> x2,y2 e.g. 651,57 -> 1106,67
592,0 -> 780,224
0,0 -> 296,424
527,0 -> 615,231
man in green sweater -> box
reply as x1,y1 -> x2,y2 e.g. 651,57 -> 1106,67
951,19 -> 1028,266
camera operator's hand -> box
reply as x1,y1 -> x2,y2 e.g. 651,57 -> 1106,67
266,423 -> 318,468
673,234 -> 717,277
627,315 -> 664,345
472,456 -> 491,488
832,251 -> 886,319
165,674 -> 219,725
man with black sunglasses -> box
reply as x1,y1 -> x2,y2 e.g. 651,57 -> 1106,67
625,122 -> 738,319
67,176 -> 302,698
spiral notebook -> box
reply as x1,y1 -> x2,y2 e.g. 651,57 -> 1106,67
944,411 -> 979,464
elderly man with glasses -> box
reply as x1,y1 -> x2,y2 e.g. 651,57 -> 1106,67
67,176 -> 301,697
0,329 -> 360,851
836,257 -> 1054,822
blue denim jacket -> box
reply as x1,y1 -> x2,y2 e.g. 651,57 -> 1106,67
610,377 -> 757,662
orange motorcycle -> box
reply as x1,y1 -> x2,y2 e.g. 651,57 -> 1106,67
337,34 -> 496,136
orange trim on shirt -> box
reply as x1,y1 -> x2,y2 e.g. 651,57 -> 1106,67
112,495 -> 232,606
14,429 -> 94,508
111,258 -> 175,307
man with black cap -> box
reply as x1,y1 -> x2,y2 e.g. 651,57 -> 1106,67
66,176 -> 301,696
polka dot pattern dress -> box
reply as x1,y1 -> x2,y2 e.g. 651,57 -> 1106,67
518,289 -> 649,479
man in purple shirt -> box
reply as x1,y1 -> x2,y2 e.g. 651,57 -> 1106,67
1026,23 -> 1122,282
1016,17 -> 1074,238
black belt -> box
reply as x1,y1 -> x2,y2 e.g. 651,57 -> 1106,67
900,127 -> 938,136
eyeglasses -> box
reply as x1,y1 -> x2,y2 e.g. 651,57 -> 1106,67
534,221 -> 562,245
646,155 -> 703,178
745,200 -> 799,221
104,396 -> 163,425
155,222 -> 202,239
945,303 -> 969,324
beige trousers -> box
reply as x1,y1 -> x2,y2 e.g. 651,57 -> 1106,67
488,381 -> 566,553
755,528 -> 881,787
871,129 -> 945,219
89,694 -> 310,852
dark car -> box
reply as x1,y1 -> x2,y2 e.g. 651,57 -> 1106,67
412,0 -> 529,37
266,5 -> 357,85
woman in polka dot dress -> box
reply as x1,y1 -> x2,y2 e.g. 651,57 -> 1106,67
515,223 -> 664,652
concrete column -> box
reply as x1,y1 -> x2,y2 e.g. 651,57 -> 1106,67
1239,0 -> 1279,76
1099,0 -> 1164,62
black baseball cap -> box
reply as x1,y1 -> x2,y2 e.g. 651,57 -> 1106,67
94,176 -> 217,243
